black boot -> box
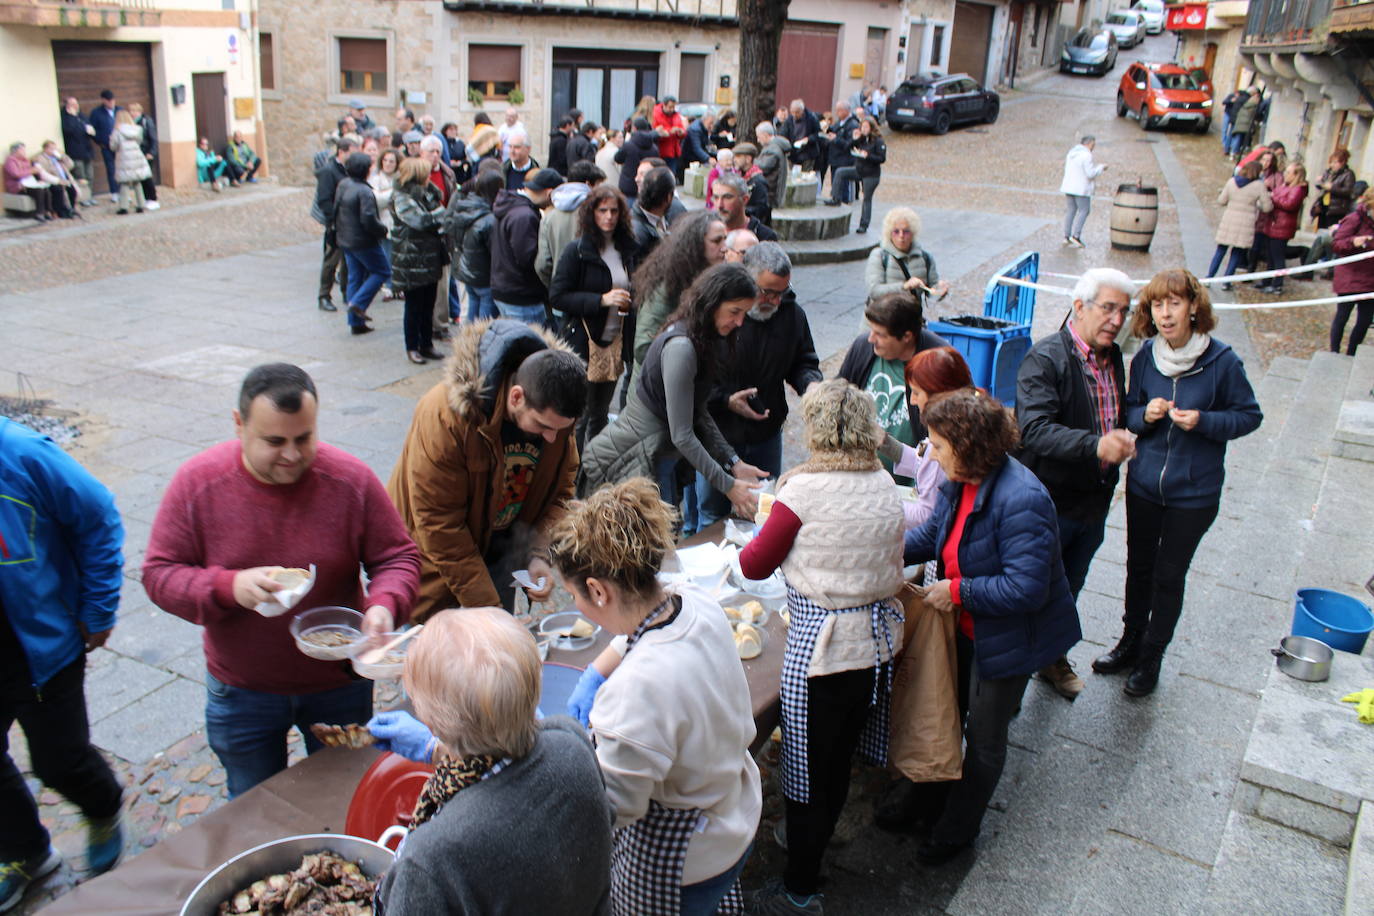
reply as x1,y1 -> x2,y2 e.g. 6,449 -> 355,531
1092,629 -> 1144,674
1124,646 -> 1164,697
874,777 -> 922,831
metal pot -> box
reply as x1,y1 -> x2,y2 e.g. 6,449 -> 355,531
180,833 -> 394,916
1271,635 -> 1334,682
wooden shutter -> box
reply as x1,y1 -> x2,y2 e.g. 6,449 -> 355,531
469,44 -> 522,82
259,33 -> 275,91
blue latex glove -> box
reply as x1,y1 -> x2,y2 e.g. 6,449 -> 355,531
367,710 -> 437,763
567,667 -> 608,727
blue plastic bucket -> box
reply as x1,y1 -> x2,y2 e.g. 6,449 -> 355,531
1292,588 -> 1374,654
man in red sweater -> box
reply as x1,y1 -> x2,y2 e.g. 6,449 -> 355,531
143,364 -> 420,797
651,96 -> 687,181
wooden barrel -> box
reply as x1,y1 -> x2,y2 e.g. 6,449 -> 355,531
1110,184 -> 1159,252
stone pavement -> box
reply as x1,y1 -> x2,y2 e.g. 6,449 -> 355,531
3,30 -> 1370,912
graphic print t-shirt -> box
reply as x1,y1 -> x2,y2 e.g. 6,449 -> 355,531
866,356 -> 915,487
493,421 -> 543,531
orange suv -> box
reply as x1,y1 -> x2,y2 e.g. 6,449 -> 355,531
1116,61 -> 1213,133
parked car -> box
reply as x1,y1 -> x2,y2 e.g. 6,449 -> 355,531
1134,0 -> 1166,34
1104,9 -> 1147,48
885,73 -> 1000,134
1117,61 -> 1213,132
1060,28 -> 1119,76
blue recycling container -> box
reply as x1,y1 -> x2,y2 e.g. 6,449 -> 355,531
927,251 -> 1038,405
1292,588 -> 1374,654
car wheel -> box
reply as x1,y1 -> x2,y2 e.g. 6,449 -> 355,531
1196,118 -> 1212,134
1116,92 -> 1128,117
933,111 -> 952,135
985,101 -> 1000,124
1139,105 -> 1151,131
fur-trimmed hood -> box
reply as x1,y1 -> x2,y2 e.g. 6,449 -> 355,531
443,317 -> 576,422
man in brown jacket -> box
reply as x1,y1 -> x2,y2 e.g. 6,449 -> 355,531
388,318 -> 587,618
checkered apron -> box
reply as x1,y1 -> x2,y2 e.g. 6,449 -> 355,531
779,586 -> 903,803
606,599 -> 745,916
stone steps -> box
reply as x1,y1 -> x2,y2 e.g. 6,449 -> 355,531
1348,802 -> 1374,916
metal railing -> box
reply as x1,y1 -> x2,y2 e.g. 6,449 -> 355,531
1243,0 -> 1332,45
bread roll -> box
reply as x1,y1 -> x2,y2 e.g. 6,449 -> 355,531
740,600 -> 764,623
570,617 -> 595,638
270,567 -> 310,589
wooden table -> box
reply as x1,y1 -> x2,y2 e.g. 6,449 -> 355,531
45,524 -> 783,915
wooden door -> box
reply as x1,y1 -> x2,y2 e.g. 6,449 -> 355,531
52,40 -> 158,180
778,22 -> 839,112
192,72 -> 228,152
866,28 -> 887,88
950,2 -> 995,84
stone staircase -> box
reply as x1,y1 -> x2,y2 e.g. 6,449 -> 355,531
1197,347 -> 1374,915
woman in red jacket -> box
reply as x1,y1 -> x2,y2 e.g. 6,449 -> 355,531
1255,162 -> 1308,294
1331,186 -> 1374,355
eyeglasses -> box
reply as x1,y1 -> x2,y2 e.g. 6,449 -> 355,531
1089,299 -> 1133,319
757,285 -> 792,302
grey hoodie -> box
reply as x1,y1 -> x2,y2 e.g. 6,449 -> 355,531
537,182 -> 592,290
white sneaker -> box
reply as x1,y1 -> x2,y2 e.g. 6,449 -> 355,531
108,194 -> 118,204
145,200 -> 160,211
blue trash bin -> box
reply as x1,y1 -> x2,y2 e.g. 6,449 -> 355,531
1292,588 -> 1374,654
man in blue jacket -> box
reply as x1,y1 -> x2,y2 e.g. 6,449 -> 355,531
88,89 -> 120,202
0,419 -> 125,909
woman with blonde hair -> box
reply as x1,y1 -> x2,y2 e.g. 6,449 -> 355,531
109,110 -> 152,213
740,379 -> 905,914
864,206 -> 949,305
368,607 -> 613,913
389,156 -> 447,364
551,478 -> 760,915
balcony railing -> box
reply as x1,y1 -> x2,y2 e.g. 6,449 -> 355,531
0,0 -> 160,27
1242,0 -> 1332,47
441,0 -> 738,24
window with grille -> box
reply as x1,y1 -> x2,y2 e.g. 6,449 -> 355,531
469,44 -> 522,100
339,37 -> 386,94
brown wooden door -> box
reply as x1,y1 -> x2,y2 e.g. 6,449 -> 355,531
950,1 -> 995,83
865,28 -> 887,89
192,72 -> 228,153
52,40 -> 157,179
778,22 -> 839,112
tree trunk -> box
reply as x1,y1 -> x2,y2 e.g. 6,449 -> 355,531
738,0 -> 791,145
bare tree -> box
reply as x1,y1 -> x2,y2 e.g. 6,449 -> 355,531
737,0 -> 791,144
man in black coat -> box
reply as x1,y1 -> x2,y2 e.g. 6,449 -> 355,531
699,243 -> 823,526
567,122 -> 598,168
711,173 -> 777,242
782,98 -> 822,170
491,168 -> 563,328
824,99 -> 860,203
59,97 -> 95,205
682,113 -> 715,170
312,136 -> 354,312
630,167 -> 675,262
613,118 -> 659,200
547,116 -> 575,176
1015,266 -> 1137,699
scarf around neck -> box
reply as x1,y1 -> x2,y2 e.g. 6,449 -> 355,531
1151,332 -> 1211,378
410,752 -> 500,829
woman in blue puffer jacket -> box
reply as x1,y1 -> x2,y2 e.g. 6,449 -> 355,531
903,390 -> 1081,866
1095,269 -> 1261,698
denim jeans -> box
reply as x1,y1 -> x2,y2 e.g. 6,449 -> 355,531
1064,194 -> 1092,240
655,455 -> 700,535
466,285 -> 497,322
205,672 -> 374,798
1056,510 -> 1108,599
380,237 -> 393,288
695,432 -> 782,530
1207,244 -> 1247,279
343,244 -> 392,326
1220,111 -> 1232,151
447,271 -> 463,322
679,845 -> 751,915
494,299 -> 548,327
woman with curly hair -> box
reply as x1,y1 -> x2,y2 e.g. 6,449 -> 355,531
629,209 -> 729,382
902,390 -> 1081,865
739,379 -> 905,915
579,262 -> 769,519
1095,270 -> 1261,696
552,478 -> 760,916
549,184 -> 640,449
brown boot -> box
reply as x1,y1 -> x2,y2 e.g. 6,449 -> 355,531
1038,655 -> 1085,700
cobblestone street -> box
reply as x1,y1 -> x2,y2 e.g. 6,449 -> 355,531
2,30 -> 1367,914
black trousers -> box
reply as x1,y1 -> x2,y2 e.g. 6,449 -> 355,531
929,635 -> 1029,846
319,230 -> 348,300
225,158 -> 259,184
1250,232 -> 1286,286
402,283 -> 437,353
1123,490 -> 1219,650
575,379 -> 617,453
0,620 -> 122,860
783,667 -> 876,897
1331,299 -> 1374,355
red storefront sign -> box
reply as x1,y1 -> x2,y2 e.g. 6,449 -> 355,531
1167,3 -> 1208,29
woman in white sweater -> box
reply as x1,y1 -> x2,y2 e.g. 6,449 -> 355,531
549,478 -> 761,916
739,379 -> 905,915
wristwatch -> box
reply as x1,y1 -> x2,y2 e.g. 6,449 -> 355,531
725,455 -> 741,473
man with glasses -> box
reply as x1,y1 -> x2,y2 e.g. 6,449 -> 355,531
697,242 -> 822,527
1016,267 -> 1138,701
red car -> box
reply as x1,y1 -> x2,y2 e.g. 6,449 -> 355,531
1116,61 -> 1213,132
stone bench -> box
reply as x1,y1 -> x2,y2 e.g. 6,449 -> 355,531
3,192 -> 35,215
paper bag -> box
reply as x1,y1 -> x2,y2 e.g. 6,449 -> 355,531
887,581 -> 963,783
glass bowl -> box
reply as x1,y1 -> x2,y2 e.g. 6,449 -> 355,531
289,606 -> 365,660
351,631 -> 413,680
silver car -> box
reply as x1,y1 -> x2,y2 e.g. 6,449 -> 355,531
1104,9 -> 1147,48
